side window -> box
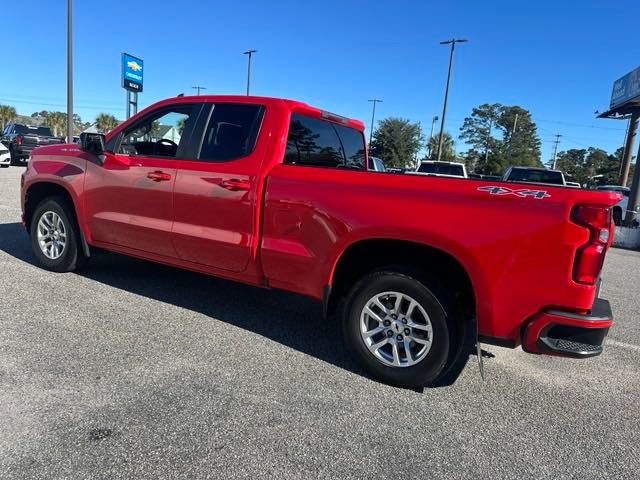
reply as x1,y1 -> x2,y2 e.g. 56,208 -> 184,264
118,105 -> 196,158
334,123 -> 365,169
284,113 -> 365,170
198,104 -> 264,161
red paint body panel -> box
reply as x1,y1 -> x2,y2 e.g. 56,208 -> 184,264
20,95 -> 622,349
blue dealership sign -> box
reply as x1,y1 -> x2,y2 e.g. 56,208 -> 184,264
122,53 -> 144,92
610,66 -> 640,109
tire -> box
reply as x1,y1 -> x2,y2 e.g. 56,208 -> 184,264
0,164 -> 8,168
9,147 -> 17,166
341,269 -> 455,388
30,196 -> 87,272
613,207 -> 623,226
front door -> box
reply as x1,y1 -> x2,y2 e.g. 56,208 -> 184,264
171,102 -> 267,272
84,104 -> 200,257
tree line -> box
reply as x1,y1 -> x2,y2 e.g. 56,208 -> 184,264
0,104 -> 119,136
369,103 -> 627,185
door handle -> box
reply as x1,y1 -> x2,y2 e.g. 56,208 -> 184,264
220,178 -> 251,191
147,171 -> 172,182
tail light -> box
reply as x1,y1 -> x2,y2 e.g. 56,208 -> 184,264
15,135 -> 23,145
570,204 -> 612,285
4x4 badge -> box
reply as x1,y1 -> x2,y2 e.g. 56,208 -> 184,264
477,186 -> 551,199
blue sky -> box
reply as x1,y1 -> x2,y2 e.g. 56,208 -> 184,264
2,0 -> 638,161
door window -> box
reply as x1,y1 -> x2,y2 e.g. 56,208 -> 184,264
118,105 -> 196,158
198,104 -> 264,161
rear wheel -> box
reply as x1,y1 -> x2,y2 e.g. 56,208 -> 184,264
342,269 -> 453,388
30,196 -> 86,272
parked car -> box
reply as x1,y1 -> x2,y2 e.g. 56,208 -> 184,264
502,166 -> 566,186
20,95 -> 620,388
1,123 -> 64,165
0,142 -> 10,168
596,185 -> 630,225
411,160 -> 467,178
368,156 -> 386,172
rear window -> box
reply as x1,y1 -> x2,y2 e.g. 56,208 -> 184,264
418,162 -> 464,176
13,125 -> 53,136
284,113 -> 365,169
199,104 -> 264,161
507,168 -> 564,185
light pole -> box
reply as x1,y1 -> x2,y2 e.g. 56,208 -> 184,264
66,0 -> 73,143
243,49 -> 257,95
436,38 -> 467,161
192,85 -> 207,95
368,99 -> 382,146
428,115 -> 439,158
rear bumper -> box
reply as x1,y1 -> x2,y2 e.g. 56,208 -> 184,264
522,298 -> 613,358
14,145 -> 34,158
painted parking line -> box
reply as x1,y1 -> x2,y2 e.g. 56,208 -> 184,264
606,339 -> 640,352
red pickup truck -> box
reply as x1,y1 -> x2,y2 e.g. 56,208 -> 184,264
20,95 -> 620,387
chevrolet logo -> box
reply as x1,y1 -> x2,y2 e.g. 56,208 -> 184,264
127,61 -> 142,72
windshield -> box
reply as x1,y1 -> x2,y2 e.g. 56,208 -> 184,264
13,125 -> 53,136
507,168 -> 564,185
418,163 -> 464,176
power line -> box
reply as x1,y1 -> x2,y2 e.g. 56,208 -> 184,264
536,118 -> 626,132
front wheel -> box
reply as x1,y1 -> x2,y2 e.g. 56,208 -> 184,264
342,270 -> 452,388
30,197 -> 86,272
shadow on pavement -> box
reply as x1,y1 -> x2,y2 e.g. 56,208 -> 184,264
0,221 -> 365,380
0,222 -> 36,265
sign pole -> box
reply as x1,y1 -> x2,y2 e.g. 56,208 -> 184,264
624,140 -> 640,226
620,112 -> 639,187
66,0 -> 73,143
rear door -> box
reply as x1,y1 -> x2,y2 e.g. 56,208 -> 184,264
171,102 -> 267,272
84,103 -> 201,257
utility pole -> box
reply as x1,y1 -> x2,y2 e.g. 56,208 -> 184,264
192,85 -> 207,95
66,0 -> 73,143
428,115 -> 439,158
368,99 -> 382,146
243,49 -> 257,96
507,113 -> 519,163
620,112 -> 639,187
437,38 -> 467,161
551,134 -> 562,170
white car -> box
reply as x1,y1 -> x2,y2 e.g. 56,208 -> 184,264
0,143 -> 10,168
596,185 -> 630,225
409,160 -> 467,178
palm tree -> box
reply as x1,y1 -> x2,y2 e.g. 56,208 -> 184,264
0,104 -> 17,130
427,131 -> 456,161
95,113 -> 119,133
43,112 -> 67,138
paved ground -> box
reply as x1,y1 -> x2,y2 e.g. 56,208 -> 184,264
1,166 -> 639,479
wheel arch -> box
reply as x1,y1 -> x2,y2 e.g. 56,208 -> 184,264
325,238 -> 477,324
24,181 -> 90,256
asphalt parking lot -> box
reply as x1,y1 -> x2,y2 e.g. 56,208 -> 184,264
1,166 -> 639,479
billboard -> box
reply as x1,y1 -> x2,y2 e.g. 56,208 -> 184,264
122,53 -> 144,92
610,66 -> 640,109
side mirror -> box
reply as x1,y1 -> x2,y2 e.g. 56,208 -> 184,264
79,132 -> 106,155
